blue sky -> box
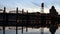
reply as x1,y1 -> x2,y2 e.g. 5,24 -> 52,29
0,0 -> 60,14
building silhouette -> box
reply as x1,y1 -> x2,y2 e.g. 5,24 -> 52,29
50,6 -> 58,16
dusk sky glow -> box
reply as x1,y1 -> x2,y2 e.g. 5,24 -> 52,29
0,0 -> 60,14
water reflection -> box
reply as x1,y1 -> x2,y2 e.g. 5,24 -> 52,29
0,26 -> 60,34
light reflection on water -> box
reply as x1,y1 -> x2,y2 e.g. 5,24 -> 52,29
0,27 -> 60,34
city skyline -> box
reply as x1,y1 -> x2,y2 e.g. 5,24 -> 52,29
0,0 -> 60,14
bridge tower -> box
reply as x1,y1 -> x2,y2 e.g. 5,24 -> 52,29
16,7 -> 18,34
40,3 -> 44,34
41,3 -> 44,13
3,7 -> 6,34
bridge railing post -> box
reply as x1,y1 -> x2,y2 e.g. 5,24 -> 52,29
21,9 -> 24,34
26,10 -> 28,32
3,7 -> 6,34
16,7 -> 18,34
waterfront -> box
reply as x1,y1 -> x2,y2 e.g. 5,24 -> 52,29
0,27 -> 60,34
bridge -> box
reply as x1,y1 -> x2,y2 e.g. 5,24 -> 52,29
0,4 -> 60,34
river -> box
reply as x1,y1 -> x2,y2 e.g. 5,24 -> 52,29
0,27 -> 60,34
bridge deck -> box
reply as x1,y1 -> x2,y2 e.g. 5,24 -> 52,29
0,13 -> 59,28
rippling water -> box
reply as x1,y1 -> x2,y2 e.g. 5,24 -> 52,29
0,27 -> 60,34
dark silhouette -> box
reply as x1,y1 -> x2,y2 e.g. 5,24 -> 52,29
50,6 -> 58,25
50,6 -> 58,16
0,3 -> 60,34
49,25 -> 58,34
49,6 -> 58,34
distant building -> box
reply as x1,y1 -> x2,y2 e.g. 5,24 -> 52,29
9,9 -> 28,14
49,6 -> 58,16
9,10 -> 22,13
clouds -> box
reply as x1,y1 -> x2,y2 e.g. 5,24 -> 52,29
0,0 -> 60,14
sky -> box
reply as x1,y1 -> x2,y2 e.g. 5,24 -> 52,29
0,0 -> 60,14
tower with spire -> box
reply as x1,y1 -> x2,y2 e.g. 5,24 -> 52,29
41,3 -> 44,13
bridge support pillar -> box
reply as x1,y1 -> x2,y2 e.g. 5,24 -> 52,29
26,27 -> 28,32
22,26 -> 23,34
49,25 -> 58,34
3,26 -> 5,34
16,26 -> 18,34
41,27 -> 44,34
